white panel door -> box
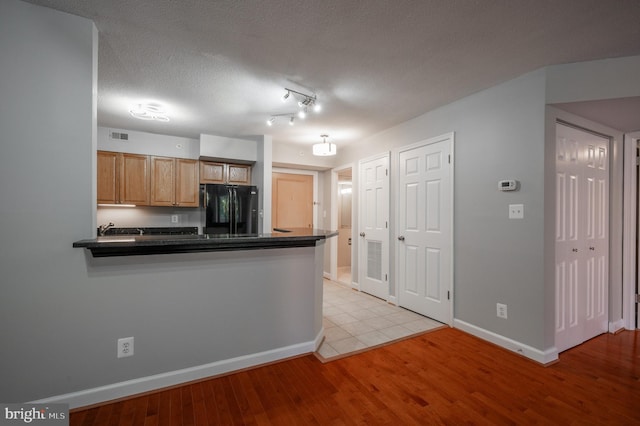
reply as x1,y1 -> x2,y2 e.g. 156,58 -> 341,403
358,154 -> 389,300
397,136 -> 452,323
555,123 -> 609,353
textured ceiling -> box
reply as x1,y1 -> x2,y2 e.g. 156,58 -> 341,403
23,0 -> 640,146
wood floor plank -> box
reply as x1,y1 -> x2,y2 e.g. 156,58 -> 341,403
70,328 -> 640,425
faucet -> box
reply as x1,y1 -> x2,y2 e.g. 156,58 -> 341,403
98,222 -> 115,236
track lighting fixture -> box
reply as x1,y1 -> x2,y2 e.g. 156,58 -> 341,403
267,87 -> 322,126
289,116 -> 295,125
313,134 -> 337,156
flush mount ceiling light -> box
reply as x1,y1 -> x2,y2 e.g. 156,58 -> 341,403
268,88 -> 321,126
129,103 -> 169,122
313,134 -> 337,156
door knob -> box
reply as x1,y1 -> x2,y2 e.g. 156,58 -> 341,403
398,236 -> 405,241
359,232 -> 365,237
589,246 -> 595,251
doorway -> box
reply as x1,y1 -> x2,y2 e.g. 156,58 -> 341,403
272,171 -> 315,230
555,122 -> 610,353
358,153 -> 390,300
337,169 -> 353,285
396,134 -> 454,324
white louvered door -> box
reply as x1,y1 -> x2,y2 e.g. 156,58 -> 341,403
358,154 -> 389,300
555,123 -> 609,353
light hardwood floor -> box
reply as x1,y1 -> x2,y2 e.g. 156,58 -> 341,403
71,327 -> 640,425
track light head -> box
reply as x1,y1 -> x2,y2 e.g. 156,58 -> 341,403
266,117 -> 275,126
289,116 -> 295,125
282,91 -> 290,102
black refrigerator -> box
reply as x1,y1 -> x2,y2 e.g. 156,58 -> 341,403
201,184 -> 259,235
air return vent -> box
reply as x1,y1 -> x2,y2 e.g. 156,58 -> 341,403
110,131 -> 129,141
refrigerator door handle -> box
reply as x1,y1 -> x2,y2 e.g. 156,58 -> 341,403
228,187 -> 234,234
233,188 -> 238,234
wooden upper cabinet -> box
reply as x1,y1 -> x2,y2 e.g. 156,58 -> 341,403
97,151 -> 118,204
227,164 -> 251,185
175,159 -> 199,207
200,161 -> 251,185
200,161 -> 225,183
120,153 -> 150,205
150,156 -> 176,206
151,156 -> 199,207
97,151 -> 149,205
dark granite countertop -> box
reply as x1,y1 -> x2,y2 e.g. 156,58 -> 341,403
74,228 -> 338,257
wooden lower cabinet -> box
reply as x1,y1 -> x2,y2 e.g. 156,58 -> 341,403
150,156 -> 199,207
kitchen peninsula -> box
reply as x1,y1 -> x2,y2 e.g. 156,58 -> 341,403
68,228 -> 336,408
74,228 -> 336,257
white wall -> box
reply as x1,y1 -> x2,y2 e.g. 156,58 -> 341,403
0,0 -> 321,406
339,70 -> 549,353
99,127 -> 199,159
0,0 -> 97,401
200,133 -> 257,162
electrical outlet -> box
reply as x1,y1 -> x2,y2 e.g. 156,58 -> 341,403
171,215 -> 179,223
509,204 -> 524,219
497,303 -> 508,319
117,337 -> 134,358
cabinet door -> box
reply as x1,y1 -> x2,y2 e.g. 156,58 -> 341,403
175,159 -> 199,207
200,161 -> 225,183
150,156 -> 175,206
227,164 -> 251,185
97,151 -> 118,203
120,153 -> 150,205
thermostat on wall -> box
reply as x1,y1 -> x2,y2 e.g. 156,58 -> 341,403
498,179 -> 518,191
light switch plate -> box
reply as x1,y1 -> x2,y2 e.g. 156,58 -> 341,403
509,204 -> 524,219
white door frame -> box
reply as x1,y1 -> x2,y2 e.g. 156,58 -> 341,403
623,132 -> 640,330
330,162 -> 356,286
394,132 -> 455,325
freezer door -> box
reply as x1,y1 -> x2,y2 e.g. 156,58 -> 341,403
204,184 -> 232,234
233,186 -> 259,234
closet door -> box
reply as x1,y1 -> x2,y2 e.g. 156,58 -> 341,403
555,123 -> 609,353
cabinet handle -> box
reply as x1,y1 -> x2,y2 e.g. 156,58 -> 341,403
398,236 -> 405,241
589,246 -> 595,251
572,248 -> 578,252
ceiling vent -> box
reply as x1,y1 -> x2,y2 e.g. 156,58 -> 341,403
110,131 -> 129,141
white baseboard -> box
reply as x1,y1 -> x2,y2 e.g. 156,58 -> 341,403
609,318 -> 625,333
453,319 -> 558,365
32,331 -> 324,410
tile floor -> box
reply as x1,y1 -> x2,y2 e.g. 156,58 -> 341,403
316,278 -> 444,360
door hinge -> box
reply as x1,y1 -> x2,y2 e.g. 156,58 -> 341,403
386,221 -> 388,229
385,273 -> 388,281
636,294 -> 640,303
386,168 -> 388,176
447,291 -> 450,300
448,154 -> 451,164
